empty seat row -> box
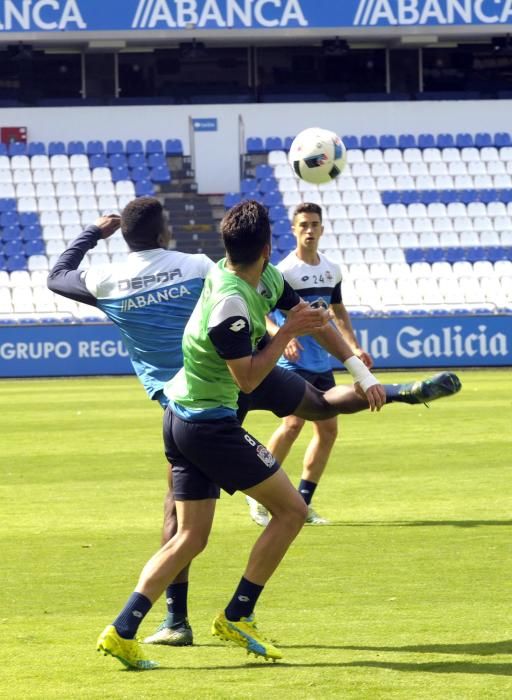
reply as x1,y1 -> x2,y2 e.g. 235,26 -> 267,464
4,139 -> 183,157
246,133 -> 512,155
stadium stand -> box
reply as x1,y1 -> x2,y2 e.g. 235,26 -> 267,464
0,139 -> 182,324
0,132 -> 511,324
235,132 -> 512,314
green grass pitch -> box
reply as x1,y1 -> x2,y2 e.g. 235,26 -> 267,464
1,370 -> 511,699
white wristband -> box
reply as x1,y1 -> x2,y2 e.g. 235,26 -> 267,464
344,355 -> 379,393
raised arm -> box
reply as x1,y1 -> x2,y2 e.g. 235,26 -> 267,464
47,215 -> 120,306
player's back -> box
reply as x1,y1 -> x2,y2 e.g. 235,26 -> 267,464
84,248 -> 213,398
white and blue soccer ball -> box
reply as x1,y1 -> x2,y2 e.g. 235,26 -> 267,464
289,127 -> 347,185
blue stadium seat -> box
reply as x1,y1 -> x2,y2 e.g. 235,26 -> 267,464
269,205 -> 287,221
479,189 -> 498,204
241,178 -> 257,193
270,250 -> 285,265
265,137 -> 283,151
455,133 -> 473,148
246,137 -> 264,154
4,240 -> 24,256
404,248 -> 425,264
465,246 -> 485,262
128,153 -> 146,168
148,153 -> 166,168
343,135 -> 359,149
445,247 -> 466,263
474,132 -> 492,148
398,134 -> 416,149
499,189 -> 512,203
276,233 -> 295,252
27,142 -> 46,156
48,141 -> 66,155
487,246 -> 511,262
87,140 -> 105,155
25,239 -> 45,256
401,190 -> 421,204
360,135 -> 378,150
0,144 -> 6,156
165,139 -> 183,156
0,199 -> 17,212
381,191 -> 400,205
151,166 -> 171,183
440,190 -> 458,204
263,191 -> 283,207
379,134 -> 397,149
8,142 -> 27,156
458,189 -> 478,204
2,226 -> 21,241
424,247 -> 444,263
259,177 -> 278,193
241,191 -> 262,203
146,139 -> 163,155
273,219 -> 291,235
107,140 -> 124,155
436,133 -> 455,148
255,164 -> 272,179
67,140 -> 85,155
418,133 -> 435,149
284,136 -> 294,151
108,154 -> 128,168
89,154 -> 108,169
1,211 -> 20,226
224,193 -> 242,208
420,190 -> 439,204
22,225 -> 42,240
6,255 -> 27,272
495,132 -> 511,147
111,166 -> 131,182
0,254 -> 6,270
132,166 -> 151,181
135,180 -> 155,196
126,139 -> 144,154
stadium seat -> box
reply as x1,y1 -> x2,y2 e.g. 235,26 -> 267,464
126,140 -> 144,155
107,140 -> 124,155
146,139 -> 163,155
265,137 -> 283,151
67,141 -> 86,155
398,134 -> 416,149
87,140 -> 105,155
27,142 -> 46,156
246,137 -> 264,154
418,134 -> 435,149
165,139 -> 183,156
151,166 -> 171,183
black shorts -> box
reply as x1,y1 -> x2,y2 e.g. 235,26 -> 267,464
163,408 -> 281,500
294,368 -> 336,393
236,365 -> 307,424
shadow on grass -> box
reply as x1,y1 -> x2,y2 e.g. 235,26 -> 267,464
328,520 -> 512,528
284,640 -> 512,656
135,660 -> 512,676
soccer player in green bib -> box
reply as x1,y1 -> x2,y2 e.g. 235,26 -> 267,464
96,200 -> 390,668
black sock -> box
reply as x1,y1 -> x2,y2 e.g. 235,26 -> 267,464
165,582 -> 188,627
298,479 -> 317,505
384,383 -> 416,404
225,577 -> 264,621
113,592 -> 152,640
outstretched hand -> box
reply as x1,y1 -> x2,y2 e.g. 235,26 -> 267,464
284,301 -> 332,338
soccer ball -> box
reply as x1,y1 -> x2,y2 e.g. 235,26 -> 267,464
289,127 -> 347,185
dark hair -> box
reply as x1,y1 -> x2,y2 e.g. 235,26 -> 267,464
221,200 -> 271,265
121,197 -> 166,251
293,202 -> 323,222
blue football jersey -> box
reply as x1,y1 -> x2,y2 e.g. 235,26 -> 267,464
83,248 -> 213,398
274,251 -> 342,373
